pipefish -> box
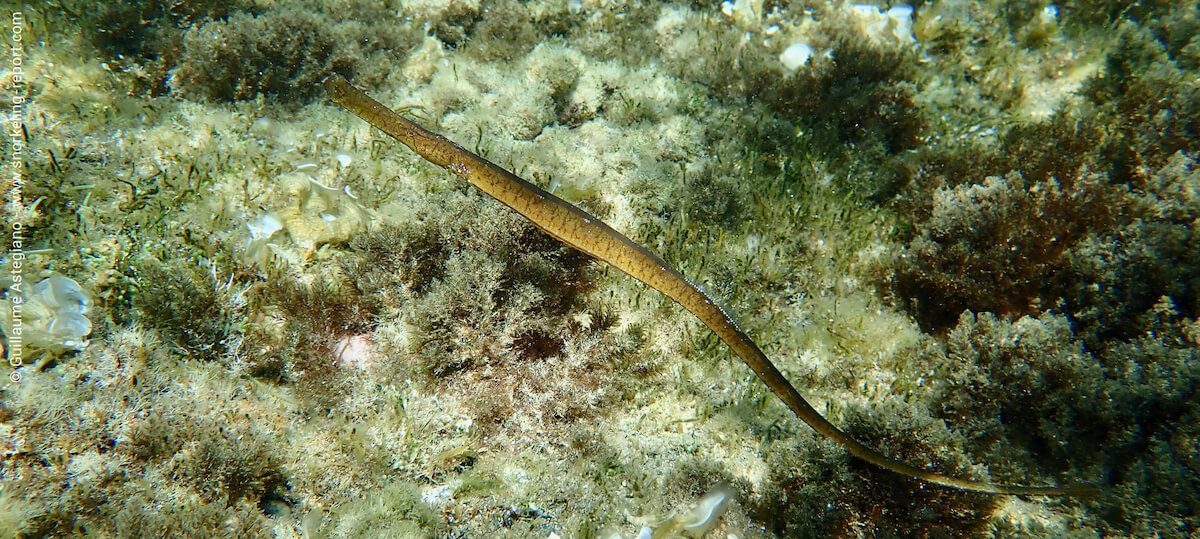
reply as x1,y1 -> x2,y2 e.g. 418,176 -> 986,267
323,74 -> 1095,496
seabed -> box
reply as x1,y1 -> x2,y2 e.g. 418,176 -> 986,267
1,1 -> 1198,537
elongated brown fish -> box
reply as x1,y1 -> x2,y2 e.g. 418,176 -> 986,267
323,74 -> 1095,496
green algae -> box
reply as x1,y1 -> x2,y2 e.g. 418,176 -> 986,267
1,1 -> 1198,537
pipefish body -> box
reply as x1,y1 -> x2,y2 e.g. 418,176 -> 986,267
323,74 -> 1095,496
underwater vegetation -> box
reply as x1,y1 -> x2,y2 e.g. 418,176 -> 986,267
1,0 -> 1198,537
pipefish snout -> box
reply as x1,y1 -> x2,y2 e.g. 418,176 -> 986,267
322,73 -> 1098,497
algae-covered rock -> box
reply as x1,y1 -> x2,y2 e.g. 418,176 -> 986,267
274,173 -> 370,249
6,1 -> 1199,537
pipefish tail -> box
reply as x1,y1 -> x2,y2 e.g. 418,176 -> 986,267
323,73 -> 1097,496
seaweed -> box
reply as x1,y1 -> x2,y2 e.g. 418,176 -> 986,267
170,9 -> 340,103
892,169 -> 1128,332
758,401 -> 994,537
129,255 -> 237,362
